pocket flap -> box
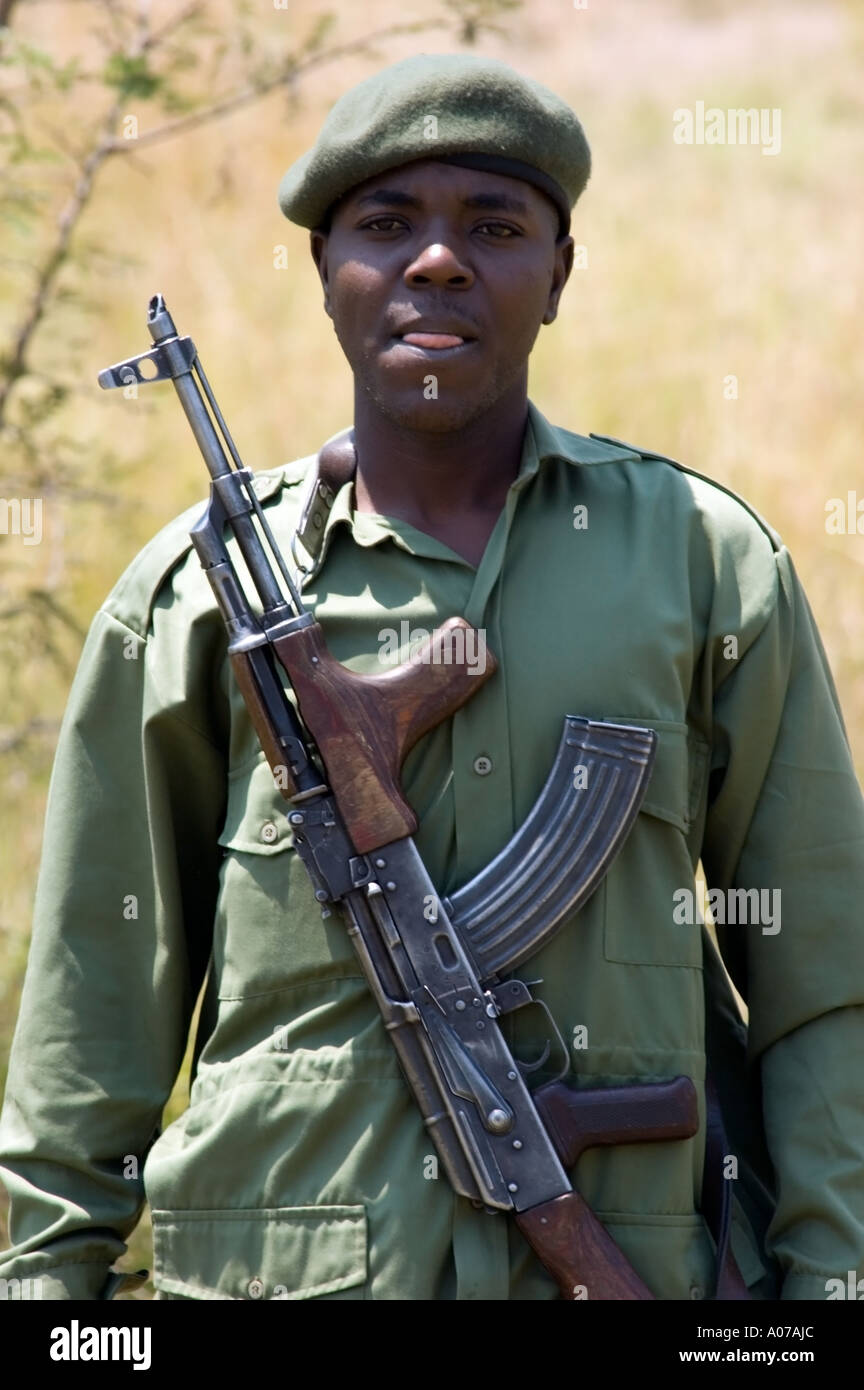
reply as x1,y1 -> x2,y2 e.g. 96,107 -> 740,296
602,718 -> 708,834
152,1205 -> 367,1300
596,1212 -> 715,1299
218,756 -> 295,855
600,717 -> 708,966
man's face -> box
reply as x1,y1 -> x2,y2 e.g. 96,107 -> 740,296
310,159 -> 574,433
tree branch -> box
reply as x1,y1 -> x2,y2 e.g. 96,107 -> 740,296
0,94 -> 124,427
100,18 -> 451,155
0,11 -> 455,432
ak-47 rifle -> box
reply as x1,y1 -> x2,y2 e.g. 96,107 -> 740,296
98,295 -> 701,1300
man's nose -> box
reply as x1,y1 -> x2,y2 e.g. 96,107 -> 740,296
404,242 -> 474,288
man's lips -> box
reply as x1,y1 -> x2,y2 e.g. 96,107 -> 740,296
400,331 -> 467,349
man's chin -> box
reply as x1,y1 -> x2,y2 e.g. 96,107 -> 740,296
358,380 -> 505,435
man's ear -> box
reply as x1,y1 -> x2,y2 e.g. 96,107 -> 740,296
309,229 -> 332,318
542,235 -> 575,326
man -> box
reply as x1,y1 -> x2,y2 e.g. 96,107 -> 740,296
1,53 -> 863,1301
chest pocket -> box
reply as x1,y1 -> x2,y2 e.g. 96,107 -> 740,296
602,718 -> 709,968
152,1204 -> 367,1300
214,755 -> 360,999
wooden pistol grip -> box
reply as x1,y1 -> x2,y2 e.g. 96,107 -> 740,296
533,1076 -> 699,1167
230,650 -> 300,799
515,1192 -> 654,1300
271,617 -> 497,854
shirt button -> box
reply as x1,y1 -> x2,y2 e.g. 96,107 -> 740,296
247,1277 -> 265,1299
689,1284 -> 704,1300
260,821 -> 279,844
473,755 -> 493,776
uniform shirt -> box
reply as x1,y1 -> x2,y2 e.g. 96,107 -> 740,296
1,401 -> 863,1301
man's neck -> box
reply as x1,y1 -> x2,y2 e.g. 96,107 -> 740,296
352,387 -> 529,531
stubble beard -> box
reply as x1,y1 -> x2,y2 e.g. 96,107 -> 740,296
353,357 -> 526,437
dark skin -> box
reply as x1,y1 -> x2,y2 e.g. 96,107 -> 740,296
310,159 -> 574,566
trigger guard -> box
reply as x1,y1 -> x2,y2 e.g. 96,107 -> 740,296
509,997 -> 571,1085
515,1038 -> 551,1075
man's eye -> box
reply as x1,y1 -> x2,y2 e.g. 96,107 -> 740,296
475,221 -> 521,238
359,216 -> 406,232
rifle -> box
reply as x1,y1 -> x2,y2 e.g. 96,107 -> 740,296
98,295 -> 702,1300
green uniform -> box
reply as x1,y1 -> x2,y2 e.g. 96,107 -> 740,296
2,401 -> 863,1300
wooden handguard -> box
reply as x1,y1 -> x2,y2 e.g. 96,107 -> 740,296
229,649 -> 296,782
515,1193 -> 654,1300
263,617 -> 496,854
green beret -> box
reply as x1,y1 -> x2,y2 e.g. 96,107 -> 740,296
278,53 -> 591,233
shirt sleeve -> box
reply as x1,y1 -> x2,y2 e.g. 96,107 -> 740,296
761,1005 -> 864,1300
0,561 -> 228,1299
700,541 -> 864,1298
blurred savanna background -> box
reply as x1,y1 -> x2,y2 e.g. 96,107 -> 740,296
1,0 -> 862,1296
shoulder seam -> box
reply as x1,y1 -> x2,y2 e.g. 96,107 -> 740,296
97,605 -> 150,644
101,509 -> 202,639
589,433 -> 782,552
100,464 -> 310,636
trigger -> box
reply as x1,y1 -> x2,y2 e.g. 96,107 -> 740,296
515,1039 -> 552,1075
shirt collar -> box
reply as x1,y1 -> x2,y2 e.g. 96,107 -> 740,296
302,399 -> 640,572
525,399 -> 643,468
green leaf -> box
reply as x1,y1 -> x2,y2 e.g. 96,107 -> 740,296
102,54 -> 163,101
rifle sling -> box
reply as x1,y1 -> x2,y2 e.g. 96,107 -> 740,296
295,428 -> 356,565
703,1072 -> 752,1299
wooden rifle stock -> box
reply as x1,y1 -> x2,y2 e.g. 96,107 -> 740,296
233,616 -> 496,852
515,1077 -> 700,1300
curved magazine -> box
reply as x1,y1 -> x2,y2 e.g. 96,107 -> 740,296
445,717 -> 657,981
